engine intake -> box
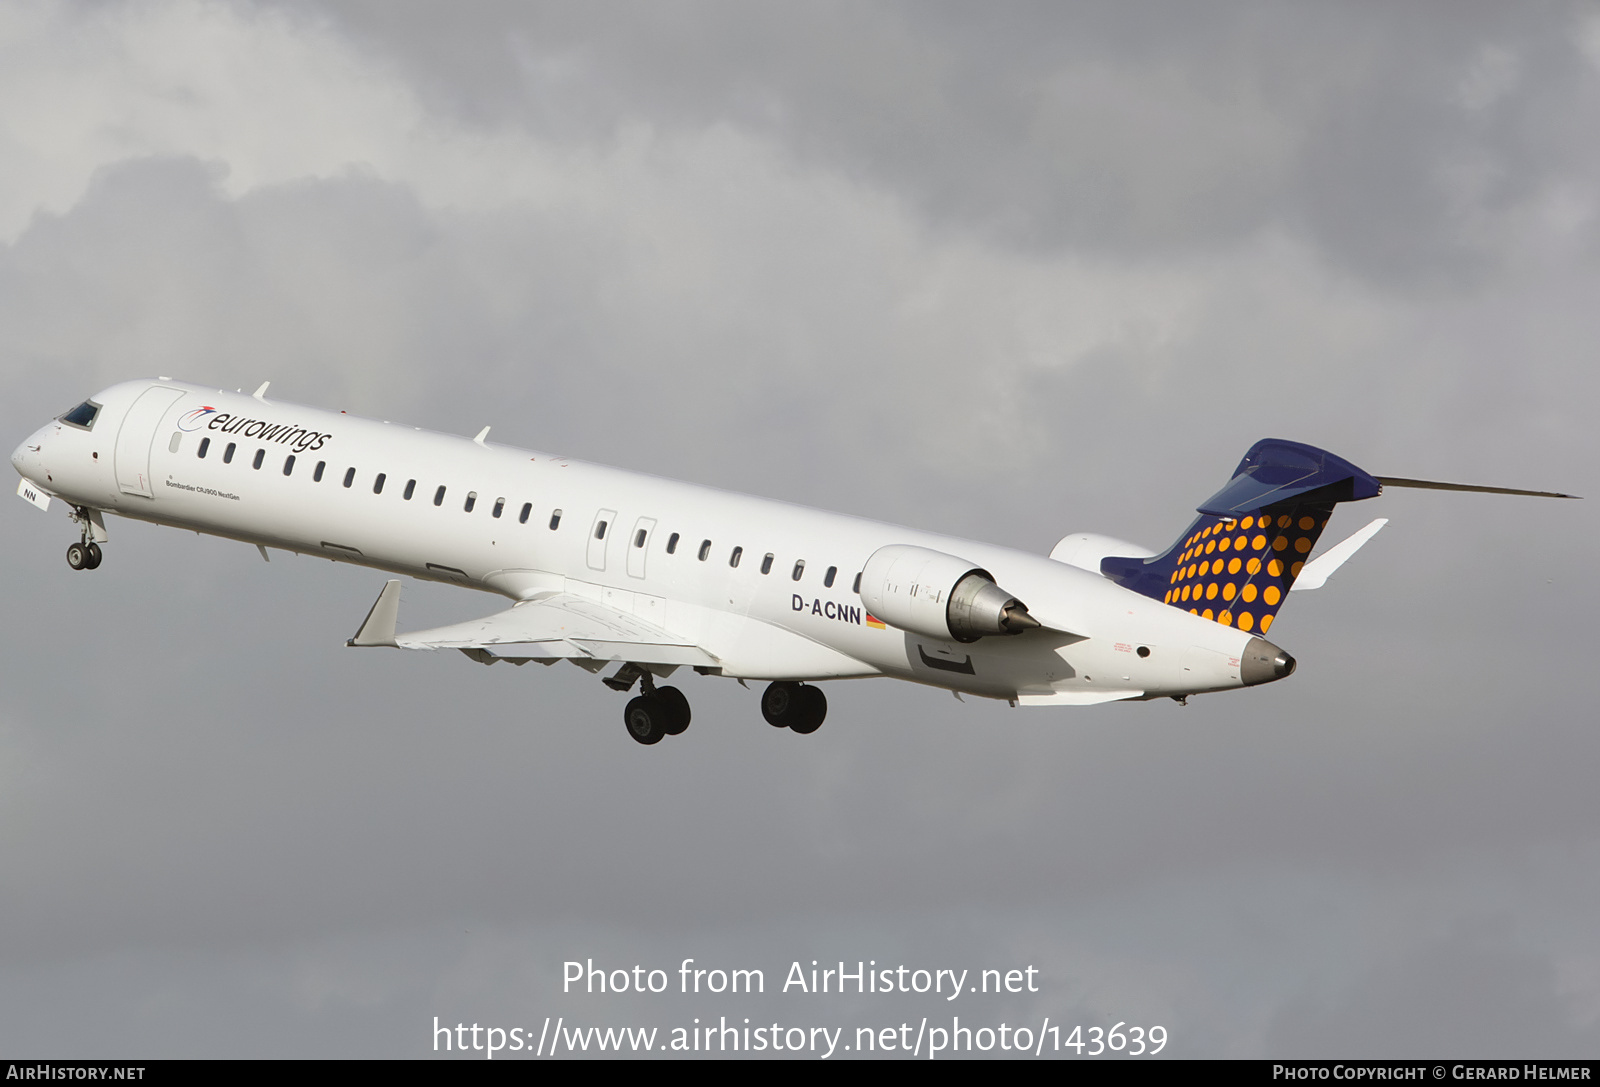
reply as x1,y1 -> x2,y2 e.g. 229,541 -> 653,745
858,545 -> 1041,643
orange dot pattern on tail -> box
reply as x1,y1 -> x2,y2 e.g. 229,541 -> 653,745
1160,504 -> 1333,628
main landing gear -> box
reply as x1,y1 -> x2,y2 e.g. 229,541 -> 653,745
607,667 -> 829,744
761,681 -> 827,735
617,671 -> 692,746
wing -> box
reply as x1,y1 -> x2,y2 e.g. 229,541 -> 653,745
347,580 -> 718,669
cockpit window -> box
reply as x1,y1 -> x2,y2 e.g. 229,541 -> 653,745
59,400 -> 101,430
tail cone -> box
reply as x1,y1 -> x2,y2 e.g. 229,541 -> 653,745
1241,637 -> 1296,686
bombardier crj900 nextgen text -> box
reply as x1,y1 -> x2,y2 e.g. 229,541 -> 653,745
12,379 -> 1578,744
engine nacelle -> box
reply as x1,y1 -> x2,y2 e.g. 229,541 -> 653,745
1048,533 -> 1156,575
858,544 -> 1041,644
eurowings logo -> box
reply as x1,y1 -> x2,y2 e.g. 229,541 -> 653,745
178,406 -> 218,432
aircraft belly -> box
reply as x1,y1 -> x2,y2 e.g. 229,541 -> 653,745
862,630 -> 1087,700
692,609 -> 879,681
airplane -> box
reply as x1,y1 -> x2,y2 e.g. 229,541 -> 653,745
11,378 -> 1578,744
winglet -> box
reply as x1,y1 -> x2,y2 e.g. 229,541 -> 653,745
1290,518 -> 1387,591
252,381 -> 271,401
473,426 -> 491,445
348,580 -> 402,647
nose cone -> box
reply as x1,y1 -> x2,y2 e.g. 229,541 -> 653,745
12,423 -> 52,479
1241,637 -> 1296,686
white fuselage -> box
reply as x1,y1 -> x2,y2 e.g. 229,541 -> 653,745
13,379 -> 1269,704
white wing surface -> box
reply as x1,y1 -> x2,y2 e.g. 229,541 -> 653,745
1289,518 -> 1388,591
349,580 -> 718,668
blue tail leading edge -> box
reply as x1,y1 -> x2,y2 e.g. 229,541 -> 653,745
1100,439 -> 1578,635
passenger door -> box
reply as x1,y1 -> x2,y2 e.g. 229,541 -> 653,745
586,508 -> 617,572
626,517 -> 657,579
114,386 -> 186,497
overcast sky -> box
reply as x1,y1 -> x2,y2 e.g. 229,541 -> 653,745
2,0 -> 1597,1058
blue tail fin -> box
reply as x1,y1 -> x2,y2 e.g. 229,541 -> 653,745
1100,440 -> 1381,634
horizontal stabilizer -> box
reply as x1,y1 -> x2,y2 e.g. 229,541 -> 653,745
1197,439 -> 1381,516
1290,518 -> 1387,591
1377,476 -> 1580,500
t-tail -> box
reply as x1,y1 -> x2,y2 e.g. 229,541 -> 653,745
1100,439 -> 1577,634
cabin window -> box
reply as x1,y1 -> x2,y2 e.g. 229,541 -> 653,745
434,486 -> 446,506
824,566 -> 837,588
492,497 -> 505,519
853,572 -> 862,593
792,560 -> 805,581
464,491 -> 477,513
761,553 -> 774,574
313,460 -> 325,482
404,480 -> 415,500
197,437 -> 210,459
252,449 -> 265,470
698,539 -> 712,561
223,443 -> 236,464
283,455 -> 296,476
373,473 -> 386,494
666,532 -> 679,554
593,519 -> 607,539
730,546 -> 743,568
168,432 -> 182,454
634,529 -> 647,548
549,509 -> 562,530
343,467 -> 355,488
519,502 -> 531,524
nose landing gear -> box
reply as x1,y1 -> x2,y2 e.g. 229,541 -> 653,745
66,541 -> 102,570
65,506 -> 105,570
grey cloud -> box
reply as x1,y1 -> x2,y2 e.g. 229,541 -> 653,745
281,0 -> 1600,281
1267,917 -> 1597,1057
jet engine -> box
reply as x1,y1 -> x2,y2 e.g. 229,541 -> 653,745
1049,533 -> 1156,574
858,544 -> 1041,643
